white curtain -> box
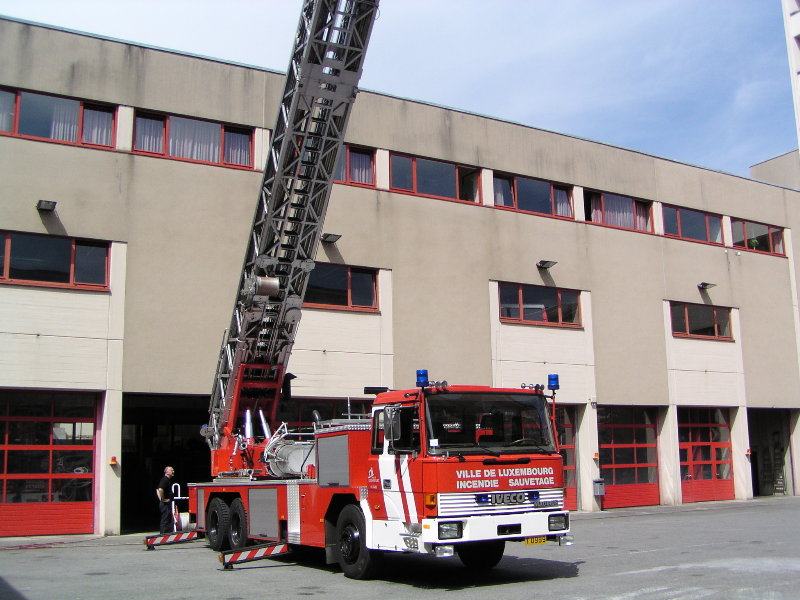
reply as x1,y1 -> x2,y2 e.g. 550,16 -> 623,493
0,90 -> 13,132
603,194 -> 634,229
135,115 -> 164,153
554,186 -> 572,217
49,97 -> 79,142
224,129 -> 251,166
349,150 -> 373,184
493,177 -> 514,207
634,201 -> 650,231
169,116 -> 220,162
82,107 -> 112,146
590,192 -> 603,223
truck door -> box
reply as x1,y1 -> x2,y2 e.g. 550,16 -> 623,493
368,406 -> 420,523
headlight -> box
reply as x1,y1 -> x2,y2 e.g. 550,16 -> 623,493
548,513 -> 568,531
438,521 -> 463,540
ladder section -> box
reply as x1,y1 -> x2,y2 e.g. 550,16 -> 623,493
206,0 -> 380,453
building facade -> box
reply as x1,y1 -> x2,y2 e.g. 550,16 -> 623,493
2,17 -> 800,536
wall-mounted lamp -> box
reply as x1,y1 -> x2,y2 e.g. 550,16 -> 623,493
321,232 -> 342,243
593,452 -> 600,460
36,200 -> 57,212
698,282 -> 716,290
537,260 -> 558,269
745,448 -> 752,457
590,400 -> 597,409
109,456 -> 118,466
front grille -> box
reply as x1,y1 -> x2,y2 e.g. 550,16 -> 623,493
437,488 -> 564,517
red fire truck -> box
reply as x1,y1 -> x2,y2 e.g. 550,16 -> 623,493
188,375 -> 571,578
176,0 -> 571,578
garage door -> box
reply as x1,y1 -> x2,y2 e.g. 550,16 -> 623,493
679,407 -> 734,503
0,390 -> 96,536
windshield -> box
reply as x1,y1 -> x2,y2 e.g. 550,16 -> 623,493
425,391 -> 556,455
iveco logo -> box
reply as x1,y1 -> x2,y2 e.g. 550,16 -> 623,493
475,492 -> 534,505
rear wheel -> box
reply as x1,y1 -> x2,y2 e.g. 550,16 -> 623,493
455,540 -> 505,571
228,498 -> 249,550
335,504 -> 378,579
206,497 -> 230,551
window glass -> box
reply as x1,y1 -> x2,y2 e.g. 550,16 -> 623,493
516,177 -> 552,214
9,233 -> 71,283
687,304 -> 715,336
771,229 -> 784,254
350,268 -> 375,307
349,149 -> 373,185
9,393 -> 50,417
716,309 -> 731,338
522,285 -> 557,322
744,222 -> 769,252
334,150 -> 346,181
224,127 -> 251,166
498,283 -> 519,319
560,290 -> 580,324
553,186 -> 572,217
82,106 -> 113,146
732,220 -> 746,247
53,394 -> 95,418
663,206 -> 679,236
7,450 -> 50,474
416,158 -> 456,198
134,114 -> 164,153
306,263 -> 347,305
390,155 -> 413,190
74,242 -> 107,285
9,422 -> 50,445
0,232 -> 5,277
708,215 -> 722,243
53,450 -> 93,474
493,176 -> 514,207
670,303 -> 686,333
680,208 -> 707,241
19,92 -> 79,142
0,89 -> 15,132
6,479 -> 49,503
169,116 -> 220,162
53,422 -> 94,444
52,478 -> 92,502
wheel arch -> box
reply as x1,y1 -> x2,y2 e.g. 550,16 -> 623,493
323,493 -> 359,564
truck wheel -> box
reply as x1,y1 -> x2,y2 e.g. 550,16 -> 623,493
228,498 -> 249,550
456,540 -> 505,571
206,497 -> 230,551
335,504 -> 378,579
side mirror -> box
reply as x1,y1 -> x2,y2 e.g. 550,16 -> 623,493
384,407 -> 402,441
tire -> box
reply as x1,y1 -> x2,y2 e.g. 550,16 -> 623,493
228,498 -> 249,550
206,497 -> 231,551
335,504 -> 378,579
455,540 -> 505,571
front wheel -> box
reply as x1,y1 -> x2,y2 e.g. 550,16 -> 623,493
206,497 -> 230,551
335,505 -> 379,579
455,540 -> 505,571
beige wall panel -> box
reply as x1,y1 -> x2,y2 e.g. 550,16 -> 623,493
293,310 -> 384,355
750,151 -> 800,190
0,332 -> 108,388
0,20 -> 283,127
667,370 -> 746,407
0,286 -> 110,338
121,159 -> 261,394
289,349 -> 383,398
668,336 -> 744,376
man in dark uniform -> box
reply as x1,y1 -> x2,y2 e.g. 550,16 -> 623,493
155,466 -> 175,534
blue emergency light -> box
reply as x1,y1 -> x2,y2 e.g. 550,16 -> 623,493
416,369 -> 429,387
548,374 -> 560,391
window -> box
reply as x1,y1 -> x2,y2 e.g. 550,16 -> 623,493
584,191 -> 651,232
304,263 -> 378,310
0,391 -> 96,505
0,231 -> 109,290
499,282 -> 581,327
335,146 -> 375,186
494,173 -> 572,218
133,111 -> 252,167
670,302 -> 732,340
731,218 -> 784,255
597,407 -> 658,486
0,89 -> 114,147
390,153 -> 481,203
662,205 -> 723,245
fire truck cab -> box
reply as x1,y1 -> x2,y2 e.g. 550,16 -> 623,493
189,377 -> 571,579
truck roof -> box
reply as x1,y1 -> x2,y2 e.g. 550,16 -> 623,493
371,385 -> 545,405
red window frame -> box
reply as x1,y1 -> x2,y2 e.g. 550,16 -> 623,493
597,407 -> 658,487
0,87 -> 116,149
662,204 -> 724,246
584,190 -> 652,233
303,263 -> 379,312
670,301 -> 733,341
0,231 -> 110,292
493,173 -> 574,219
334,145 -> 376,187
389,152 -> 482,204
132,110 -> 254,169
731,218 -> 785,256
498,282 -> 582,328
556,406 -> 577,511
678,407 -> 734,503
0,391 -> 97,506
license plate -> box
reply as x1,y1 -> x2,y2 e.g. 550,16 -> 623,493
524,536 -> 547,545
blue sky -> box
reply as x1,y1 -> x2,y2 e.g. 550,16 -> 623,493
0,0 -> 795,177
